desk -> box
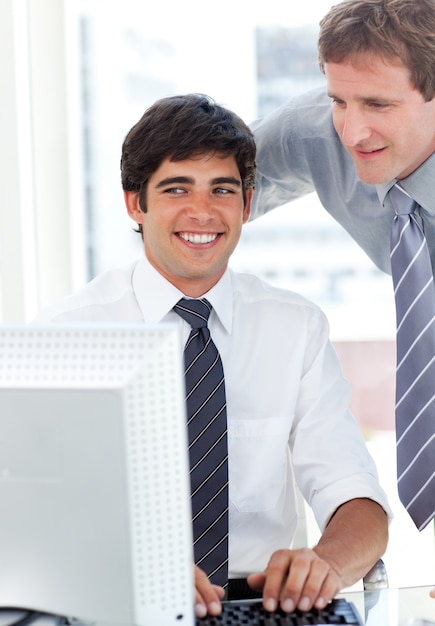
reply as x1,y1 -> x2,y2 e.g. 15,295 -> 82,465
0,591 -> 434,626
339,586 -> 435,624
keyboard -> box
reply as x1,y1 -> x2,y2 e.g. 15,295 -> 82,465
196,598 -> 363,625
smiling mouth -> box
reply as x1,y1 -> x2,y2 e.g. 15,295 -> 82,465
355,146 -> 386,156
178,232 -> 219,244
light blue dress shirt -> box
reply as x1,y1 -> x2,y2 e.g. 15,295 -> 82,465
250,86 -> 435,276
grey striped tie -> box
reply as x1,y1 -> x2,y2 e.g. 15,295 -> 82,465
390,184 -> 435,530
174,298 -> 229,588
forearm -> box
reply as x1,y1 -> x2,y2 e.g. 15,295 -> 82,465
247,497 -> 388,614
313,498 -> 388,588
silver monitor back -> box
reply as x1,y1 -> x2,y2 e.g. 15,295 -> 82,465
0,323 -> 194,626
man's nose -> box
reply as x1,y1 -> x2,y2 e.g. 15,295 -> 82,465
186,192 -> 214,220
339,108 -> 372,147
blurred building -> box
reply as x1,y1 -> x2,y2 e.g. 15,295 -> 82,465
75,7 -> 395,341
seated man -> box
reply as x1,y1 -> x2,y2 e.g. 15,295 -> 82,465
35,93 -> 391,618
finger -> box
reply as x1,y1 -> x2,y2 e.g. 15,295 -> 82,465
194,566 -> 224,617
246,572 -> 266,592
194,589 -> 208,619
282,556 -> 341,612
277,550 -> 314,612
285,557 -> 330,611
194,589 -> 224,618
260,550 -> 296,612
312,568 -> 341,610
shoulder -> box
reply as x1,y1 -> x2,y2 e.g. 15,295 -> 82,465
228,270 -> 333,363
230,270 -> 327,322
251,86 -> 337,142
34,262 -> 139,322
249,86 -> 348,209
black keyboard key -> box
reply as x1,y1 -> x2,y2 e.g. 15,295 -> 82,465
196,598 -> 363,626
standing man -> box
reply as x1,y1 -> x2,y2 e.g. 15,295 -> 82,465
251,0 -> 435,276
251,0 -> 435,531
35,93 -> 390,617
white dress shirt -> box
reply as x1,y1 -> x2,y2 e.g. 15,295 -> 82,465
35,256 -> 391,577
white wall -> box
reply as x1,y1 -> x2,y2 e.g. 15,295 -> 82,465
0,0 -> 86,322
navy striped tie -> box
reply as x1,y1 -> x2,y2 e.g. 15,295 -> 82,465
390,184 -> 435,530
174,298 -> 229,588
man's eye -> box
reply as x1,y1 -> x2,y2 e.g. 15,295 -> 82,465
369,102 -> 388,109
214,187 -> 234,194
164,187 -> 185,194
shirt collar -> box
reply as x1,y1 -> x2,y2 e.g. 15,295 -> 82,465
131,256 -> 233,333
200,270 -> 233,335
376,152 -> 435,214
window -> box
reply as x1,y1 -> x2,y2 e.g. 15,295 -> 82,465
2,0 -> 433,589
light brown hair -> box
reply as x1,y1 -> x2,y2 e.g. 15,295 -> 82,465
318,0 -> 435,101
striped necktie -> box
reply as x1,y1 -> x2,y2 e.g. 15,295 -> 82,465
389,184 -> 435,530
174,298 -> 229,588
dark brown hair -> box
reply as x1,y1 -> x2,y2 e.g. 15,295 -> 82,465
121,93 -> 256,220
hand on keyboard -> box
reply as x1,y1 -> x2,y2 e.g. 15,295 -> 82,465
247,548 -> 343,613
194,565 -> 226,618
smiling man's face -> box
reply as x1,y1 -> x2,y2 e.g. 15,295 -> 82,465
325,53 -> 435,184
124,152 -> 251,297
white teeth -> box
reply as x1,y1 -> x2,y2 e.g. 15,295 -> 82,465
179,232 -> 217,244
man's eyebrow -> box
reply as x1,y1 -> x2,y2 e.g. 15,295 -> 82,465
155,176 -> 241,188
327,91 -> 400,105
155,176 -> 194,188
212,177 -> 241,187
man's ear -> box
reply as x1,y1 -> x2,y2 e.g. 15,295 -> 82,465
242,188 -> 253,224
124,191 -> 144,223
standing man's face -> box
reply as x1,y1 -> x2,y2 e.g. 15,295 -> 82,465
325,53 -> 435,184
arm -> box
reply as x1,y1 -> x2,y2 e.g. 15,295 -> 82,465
250,87 -> 391,273
313,497 -> 388,587
247,497 -> 388,613
245,308 -> 390,613
250,86 -> 341,221
250,94 -> 318,220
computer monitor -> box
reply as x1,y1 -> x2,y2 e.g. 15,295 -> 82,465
0,323 -> 194,626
